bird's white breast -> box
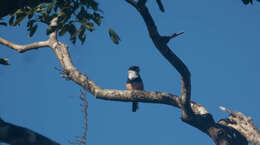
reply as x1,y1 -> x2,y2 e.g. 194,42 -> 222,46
128,70 -> 138,80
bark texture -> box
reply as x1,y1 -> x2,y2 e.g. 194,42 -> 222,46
219,107 -> 260,145
0,0 -> 259,145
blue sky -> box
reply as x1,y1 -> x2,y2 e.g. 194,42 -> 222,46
1,0 -> 260,145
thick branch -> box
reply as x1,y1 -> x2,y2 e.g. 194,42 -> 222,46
124,1 -> 249,145
44,16 -> 245,145
53,48 -> 247,145
0,37 -> 49,53
49,41 -> 212,120
0,9 -> 251,145
0,118 -> 60,145
125,0 -> 192,121
220,107 -> 260,145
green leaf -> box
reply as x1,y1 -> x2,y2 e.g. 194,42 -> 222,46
46,26 -> 57,35
78,26 -> 86,44
67,24 -> 77,36
81,21 -> 94,31
70,29 -> 78,41
86,22 -> 94,31
108,28 -> 120,44
15,9 -> 25,15
0,58 -> 9,65
14,13 -> 27,26
27,19 -> 36,28
87,1 -> 99,11
93,12 -> 101,25
28,13 -> 34,19
8,16 -> 14,25
78,7 -> 87,19
67,24 -> 78,44
242,0 -> 253,4
0,22 -> 7,26
58,24 -> 69,36
57,10 -> 70,25
47,3 -> 54,13
3,0 -> 103,44
71,39 -> 76,44
29,24 -> 38,37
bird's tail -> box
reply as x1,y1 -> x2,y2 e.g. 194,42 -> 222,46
132,102 -> 139,112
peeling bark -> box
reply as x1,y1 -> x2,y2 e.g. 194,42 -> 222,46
0,1 -> 258,145
220,106 -> 260,145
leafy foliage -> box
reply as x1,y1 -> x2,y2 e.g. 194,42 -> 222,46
0,58 -> 9,65
242,0 -> 260,4
2,0 -> 103,44
108,28 -> 120,45
0,22 -> 7,26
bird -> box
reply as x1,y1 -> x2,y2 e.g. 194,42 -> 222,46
126,66 -> 144,112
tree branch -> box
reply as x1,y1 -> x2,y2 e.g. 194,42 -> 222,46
156,0 -> 165,12
125,0 -> 193,121
220,106 -> 260,145
0,37 -> 49,53
43,15 -> 247,144
0,117 -> 60,145
0,7 -> 252,145
124,1 -> 249,145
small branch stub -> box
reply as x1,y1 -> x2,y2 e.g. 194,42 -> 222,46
160,32 -> 184,44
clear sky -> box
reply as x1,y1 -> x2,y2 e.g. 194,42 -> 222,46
0,0 -> 260,145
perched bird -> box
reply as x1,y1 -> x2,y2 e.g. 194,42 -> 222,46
126,66 -> 144,112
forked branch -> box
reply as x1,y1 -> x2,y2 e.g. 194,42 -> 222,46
0,3 -> 255,145
125,0 -> 193,121
124,1 -> 250,145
